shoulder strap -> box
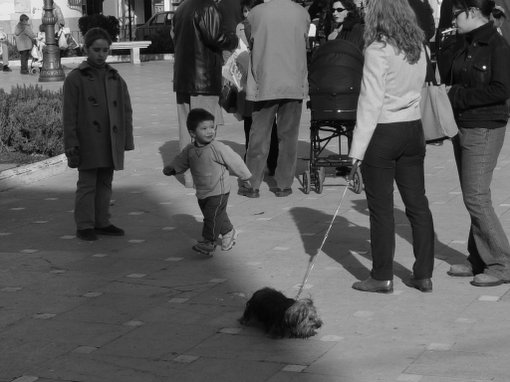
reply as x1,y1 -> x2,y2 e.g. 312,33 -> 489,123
423,44 -> 440,85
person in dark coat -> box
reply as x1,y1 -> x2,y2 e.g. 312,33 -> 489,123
445,0 -> 510,287
63,28 -> 134,241
408,0 -> 436,43
172,0 -> 238,187
327,0 -> 364,50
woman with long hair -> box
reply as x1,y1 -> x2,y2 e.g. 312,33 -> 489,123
445,0 -> 510,287
348,0 -> 435,293
327,0 -> 364,50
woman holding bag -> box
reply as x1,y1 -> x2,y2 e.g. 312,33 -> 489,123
348,0 -> 435,293
446,0 -> 510,287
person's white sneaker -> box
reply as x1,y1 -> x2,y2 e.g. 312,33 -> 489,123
221,228 -> 237,251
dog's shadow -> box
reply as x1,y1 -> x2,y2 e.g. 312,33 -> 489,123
290,200 -> 467,282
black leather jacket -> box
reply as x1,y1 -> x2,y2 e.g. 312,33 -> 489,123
447,22 -> 510,128
173,0 -> 238,95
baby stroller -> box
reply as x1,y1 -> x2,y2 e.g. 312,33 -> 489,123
30,39 -> 44,74
302,39 -> 364,194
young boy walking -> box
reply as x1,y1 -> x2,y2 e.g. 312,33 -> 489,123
164,108 -> 252,256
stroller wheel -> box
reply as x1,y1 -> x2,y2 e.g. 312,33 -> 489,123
314,168 -> 324,194
350,167 -> 364,194
302,170 -> 311,194
30,67 -> 38,75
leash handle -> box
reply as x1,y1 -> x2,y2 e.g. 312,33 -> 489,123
295,186 -> 349,299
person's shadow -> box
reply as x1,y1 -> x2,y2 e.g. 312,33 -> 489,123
289,199 -> 467,282
349,199 -> 467,268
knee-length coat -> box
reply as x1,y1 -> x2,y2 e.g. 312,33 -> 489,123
63,62 -> 134,171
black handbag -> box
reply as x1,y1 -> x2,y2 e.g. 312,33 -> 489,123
219,80 -> 238,114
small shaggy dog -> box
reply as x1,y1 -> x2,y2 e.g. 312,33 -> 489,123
239,287 -> 322,338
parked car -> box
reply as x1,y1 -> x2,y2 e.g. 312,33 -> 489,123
135,11 -> 174,53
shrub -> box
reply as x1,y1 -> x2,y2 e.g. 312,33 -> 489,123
7,40 -> 20,60
0,85 -> 64,157
78,14 -> 120,42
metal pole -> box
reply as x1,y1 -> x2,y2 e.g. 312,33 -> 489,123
39,0 -> 65,82
128,0 -> 132,41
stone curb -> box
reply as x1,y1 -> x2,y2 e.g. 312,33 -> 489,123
0,153 -> 68,192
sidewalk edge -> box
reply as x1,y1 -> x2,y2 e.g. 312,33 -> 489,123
0,153 -> 68,192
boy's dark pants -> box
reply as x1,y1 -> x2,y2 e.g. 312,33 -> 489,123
75,167 -> 113,230
19,50 -> 30,73
198,193 -> 233,242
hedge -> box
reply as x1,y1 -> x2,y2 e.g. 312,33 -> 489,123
0,85 -> 64,157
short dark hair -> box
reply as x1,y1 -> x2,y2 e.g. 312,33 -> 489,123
452,0 -> 497,18
83,27 -> 112,48
19,14 -> 29,22
186,108 -> 214,131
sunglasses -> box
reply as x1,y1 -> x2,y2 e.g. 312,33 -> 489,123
452,9 -> 465,20
332,7 -> 346,13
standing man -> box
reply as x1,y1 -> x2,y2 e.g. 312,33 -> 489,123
172,0 -> 239,188
239,0 -> 310,198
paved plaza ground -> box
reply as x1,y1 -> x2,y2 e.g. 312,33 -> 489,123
1,60 -> 510,382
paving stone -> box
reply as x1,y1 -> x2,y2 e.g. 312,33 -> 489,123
96,323 -> 216,359
11,376 -> 39,382
72,345 -> 98,354
188,333 -> 335,365
407,350 -> 509,380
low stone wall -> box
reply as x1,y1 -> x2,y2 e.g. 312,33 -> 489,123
0,154 -> 68,191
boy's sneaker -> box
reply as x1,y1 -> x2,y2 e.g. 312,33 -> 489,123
3,65 -> 12,72
192,240 -> 216,256
221,228 -> 237,251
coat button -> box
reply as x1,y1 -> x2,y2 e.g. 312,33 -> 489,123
112,125 -> 118,132
113,100 -> 117,107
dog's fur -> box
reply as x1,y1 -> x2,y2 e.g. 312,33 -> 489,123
239,287 -> 322,338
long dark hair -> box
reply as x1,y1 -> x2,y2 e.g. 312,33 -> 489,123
364,0 -> 424,64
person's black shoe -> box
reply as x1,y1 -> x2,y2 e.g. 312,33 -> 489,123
404,275 -> 433,292
20,70 -> 29,75
352,277 -> 393,293
95,224 -> 125,236
3,65 -> 12,72
275,188 -> 292,197
76,229 -> 98,241
238,186 -> 260,198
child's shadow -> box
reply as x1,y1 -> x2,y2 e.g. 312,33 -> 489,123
158,140 -> 247,187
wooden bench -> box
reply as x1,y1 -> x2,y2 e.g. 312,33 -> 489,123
110,41 -> 152,64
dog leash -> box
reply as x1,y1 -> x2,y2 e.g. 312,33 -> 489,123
295,185 -> 350,300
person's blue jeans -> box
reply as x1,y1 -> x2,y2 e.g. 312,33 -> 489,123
361,120 -> 435,281
246,99 -> 302,190
452,126 -> 510,280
